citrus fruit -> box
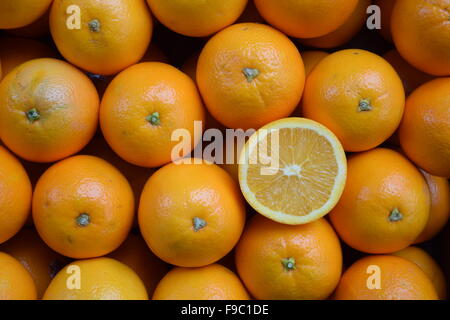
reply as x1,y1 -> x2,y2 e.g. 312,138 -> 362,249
100,62 -> 205,168
0,0 -> 53,29
0,58 -> 99,163
303,49 -> 405,152
399,78 -> 450,177
329,148 -> 430,254
254,0 -> 358,38
138,162 -> 246,267
393,246 -> 447,299
32,155 -> 135,259
334,255 -> 438,300
391,0 -> 450,76
50,0 -> 153,75
146,0 -> 248,37
197,23 -> 305,130
0,146 -> 32,244
153,264 -> 249,300
239,117 -> 347,225
43,257 -> 148,300
0,251 -> 37,300
236,215 -> 342,300
375,0 -> 395,42
6,9 -> 50,38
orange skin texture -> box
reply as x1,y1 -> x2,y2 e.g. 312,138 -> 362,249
383,49 -> 433,95
32,155 -> 135,259
0,0 -> 53,29
146,0 -> 248,37
399,78 -> 450,177
44,257 -> 148,300
300,0 -> 371,48
0,37 -> 57,80
254,0 -> 358,38
391,0 -> 450,76
329,148 -> 430,254
0,58 -> 99,163
0,146 -> 32,244
153,264 -> 249,300
7,9 -> 50,38
100,62 -> 205,168
375,0 -> 396,42
334,255 -> 438,300
139,162 -> 246,267
0,228 -> 69,299
235,216 -> 342,300
109,233 -> 168,297
393,246 -> 447,299
415,170 -> 450,243
197,23 -> 305,130
303,49 -> 405,152
0,252 -> 37,300
50,0 -> 153,75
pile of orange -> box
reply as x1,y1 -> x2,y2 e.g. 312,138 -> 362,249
0,0 -> 449,301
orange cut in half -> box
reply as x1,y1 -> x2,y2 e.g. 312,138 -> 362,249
239,117 -> 347,225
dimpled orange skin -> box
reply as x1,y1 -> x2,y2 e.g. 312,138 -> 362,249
139,162 -> 246,267
100,62 -> 205,168
236,216 -> 342,300
0,146 -> 32,244
393,246 -> 447,299
254,0 -> 358,38
43,258 -> 148,300
0,0 -> 53,29
0,58 -> 99,163
399,78 -> 450,178
50,0 -> 153,75
391,0 -> 450,76
32,155 -> 135,259
303,49 -> 405,152
153,264 -> 250,300
375,0 -> 396,42
300,0 -> 370,49
197,23 -> 304,130
146,0 -> 248,37
334,255 -> 438,300
329,148 -> 430,254
415,170 -> 450,243
0,252 -> 37,300
0,228 -> 69,299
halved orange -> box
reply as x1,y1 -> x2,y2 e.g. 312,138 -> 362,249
239,117 -> 347,225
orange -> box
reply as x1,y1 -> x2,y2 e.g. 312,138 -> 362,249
197,23 -> 305,130
0,146 -> 32,244
146,0 -> 248,37
43,257 -> 148,300
139,162 -> 246,267
391,0 -> 450,76
375,0 -> 396,42
0,58 -> 99,163
0,0 -> 53,29
383,49 -> 433,95
32,155 -> 135,259
399,78 -> 450,177
50,0 -> 153,75
0,37 -> 57,80
254,0 -> 358,38
300,0 -> 371,48
329,148 -> 430,254
393,246 -> 447,299
334,255 -> 438,300
236,215 -> 342,300
153,264 -> 249,300
6,9 -> 50,38
109,233 -> 168,297
303,49 -> 405,152
100,62 -> 205,168
415,170 -> 450,243
239,117 -> 347,225
0,228 -> 69,299
0,252 -> 37,300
